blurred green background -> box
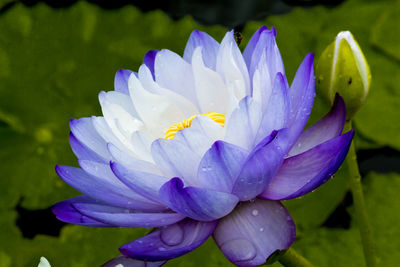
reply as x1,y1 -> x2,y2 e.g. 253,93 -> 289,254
0,0 -> 399,266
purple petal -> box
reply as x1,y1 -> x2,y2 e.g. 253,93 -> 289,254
159,178 -> 239,221
70,118 -> 110,160
232,129 -> 289,201
73,202 -> 184,228
260,130 -> 354,200
102,255 -> 166,267
243,26 -> 269,68
183,30 -> 220,69
224,96 -> 262,150
288,94 -> 346,157
56,165 -> 164,211
111,161 -> 168,203
197,141 -> 248,193
143,50 -> 159,79
52,196 -> 112,227
120,219 -> 217,261
254,73 -> 290,146
213,199 -> 295,266
246,26 -> 284,84
287,53 -> 315,149
114,69 -> 133,94
69,132 -> 106,162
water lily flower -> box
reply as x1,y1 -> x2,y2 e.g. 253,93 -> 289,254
52,26 -> 353,266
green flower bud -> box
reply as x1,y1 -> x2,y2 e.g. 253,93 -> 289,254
317,31 -> 371,120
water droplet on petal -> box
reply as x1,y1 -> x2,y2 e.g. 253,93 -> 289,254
160,224 -> 184,246
220,239 -> 257,262
252,209 -> 259,216
259,227 -> 264,232
158,247 -> 167,251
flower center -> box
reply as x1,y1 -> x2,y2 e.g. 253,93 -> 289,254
164,112 -> 225,139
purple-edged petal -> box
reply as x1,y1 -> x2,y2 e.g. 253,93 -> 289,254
183,30 -> 220,69
288,94 -> 346,157
246,26 -> 284,85
73,202 -> 184,228
197,141 -> 248,193
143,50 -> 159,79
102,255 -> 166,267
232,129 -> 289,201
260,130 -> 354,200
242,26 -> 269,68
56,165 -> 164,211
69,132 -> 106,162
254,73 -> 290,146
111,161 -> 168,203
70,117 -> 110,160
225,96 -> 262,150
52,196 -> 112,227
213,199 -> 295,266
120,219 -> 217,261
114,69 -> 133,94
287,53 -> 315,150
159,178 -> 239,221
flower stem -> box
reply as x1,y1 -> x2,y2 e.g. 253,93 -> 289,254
345,121 -> 376,267
278,247 -> 315,267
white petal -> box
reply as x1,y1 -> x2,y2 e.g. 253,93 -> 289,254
216,31 -> 250,101
138,64 -> 198,117
154,49 -> 198,106
128,73 -> 186,138
192,47 -> 230,114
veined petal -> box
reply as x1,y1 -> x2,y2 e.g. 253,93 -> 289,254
232,129 -> 289,201
111,161 -> 169,203
56,165 -> 164,211
131,130 -> 154,162
260,130 -> 354,200
114,69 -> 133,95
138,64 -> 198,117
183,30 -> 220,69
287,53 -> 315,149
102,256 -> 165,267
216,30 -> 251,100
143,50 -> 159,79
289,94 -> 346,157
192,47 -> 230,114
252,50 -> 273,106
159,178 -> 239,221
198,141 -> 248,193
254,73 -> 290,146
154,49 -> 198,106
73,202 -> 184,228
225,96 -> 262,150
213,199 -> 295,266
52,196 -> 112,227
128,73 -> 185,138
120,219 -> 217,261
69,132 -> 106,163
70,118 -> 110,160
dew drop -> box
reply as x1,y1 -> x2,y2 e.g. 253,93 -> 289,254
158,247 -> 167,251
252,209 -> 259,216
259,227 -> 264,232
220,239 -> 257,262
160,224 -> 184,246
138,240 -> 143,244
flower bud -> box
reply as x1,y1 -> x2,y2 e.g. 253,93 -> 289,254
316,31 -> 371,120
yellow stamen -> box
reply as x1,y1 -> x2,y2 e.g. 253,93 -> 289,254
164,112 -> 225,139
